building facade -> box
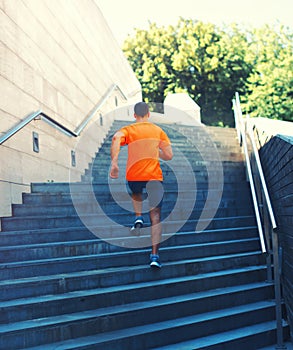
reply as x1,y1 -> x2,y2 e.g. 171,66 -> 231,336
0,0 -> 141,217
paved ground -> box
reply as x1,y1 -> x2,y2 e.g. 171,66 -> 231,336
260,341 -> 293,350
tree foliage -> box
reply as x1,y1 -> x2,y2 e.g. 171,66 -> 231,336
242,25 -> 293,122
123,19 -> 292,126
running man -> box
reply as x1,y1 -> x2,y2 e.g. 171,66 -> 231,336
110,102 -> 173,268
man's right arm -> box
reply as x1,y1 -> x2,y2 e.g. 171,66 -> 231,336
110,131 -> 125,178
159,141 -> 173,161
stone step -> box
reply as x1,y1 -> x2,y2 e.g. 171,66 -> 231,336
101,126 -> 238,139
0,236 -> 259,263
0,250 -> 264,282
96,149 -> 244,162
11,203 -> 254,221
94,165 -> 231,176
90,176 -> 246,185
0,225 -> 258,247
89,165 -> 245,177
0,263 -> 267,303
96,143 -> 240,156
28,181 -> 250,194
98,142 -> 242,154
27,182 -> 249,195
17,195 -> 245,209
0,282 -> 273,332
4,301 -> 276,349
11,195 -> 254,217
152,321 -> 290,350
18,188 -> 251,205
90,159 -> 245,171
258,341 -> 293,350
1,213 -> 256,231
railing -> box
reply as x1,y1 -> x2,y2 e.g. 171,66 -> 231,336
0,84 -> 127,145
233,92 -> 286,349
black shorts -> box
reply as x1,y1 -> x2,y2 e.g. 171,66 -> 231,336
127,180 -> 164,208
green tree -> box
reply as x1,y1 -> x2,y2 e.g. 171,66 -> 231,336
123,22 -> 177,105
170,19 -> 224,124
212,24 -> 254,124
171,21 -> 254,125
242,24 -> 293,121
123,19 -> 292,125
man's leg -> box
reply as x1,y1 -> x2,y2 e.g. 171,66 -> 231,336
128,182 -> 144,217
147,181 -> 164,267
128,182 -> 145,234
131,192 -> 143,217
130,192 -> 144,235
149,207 -> 162,255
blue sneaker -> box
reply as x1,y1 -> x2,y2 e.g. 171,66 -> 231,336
150,254 -> 162,268
130,216 -> 144,236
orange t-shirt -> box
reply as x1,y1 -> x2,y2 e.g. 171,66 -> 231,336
120,122 -> 171,181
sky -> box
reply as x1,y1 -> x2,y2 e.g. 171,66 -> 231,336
97,0 -> 292,44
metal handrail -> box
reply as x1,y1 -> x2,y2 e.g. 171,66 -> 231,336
234,92 -> 278,242
246,118 -> 277,229
232,96 -> 266,253
0,84 -> 127,145
233,92 -> 286,349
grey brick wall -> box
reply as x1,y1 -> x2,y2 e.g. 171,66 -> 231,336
260,134 -> 293,340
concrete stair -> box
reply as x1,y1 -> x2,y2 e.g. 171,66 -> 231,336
0,121 -> 290,349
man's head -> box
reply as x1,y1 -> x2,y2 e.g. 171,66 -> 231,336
134,102 -> 149,118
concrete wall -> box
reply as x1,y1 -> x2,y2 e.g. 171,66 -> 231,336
113,92 -> 202,126
113,107 -> 201,126
249,117 -> 293,148
0,0 -> 141,217
164,93 -> 201,125
259,135 -> 293,341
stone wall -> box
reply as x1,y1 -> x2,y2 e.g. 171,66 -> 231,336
0,0 -> 141,217
259,134 -> 293,340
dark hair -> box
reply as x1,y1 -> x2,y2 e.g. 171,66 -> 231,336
134,102 -> 149,117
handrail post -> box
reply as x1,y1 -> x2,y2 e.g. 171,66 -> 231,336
233,98 -> 241,144
263,199 -> 273,283
272,228 -> 286,349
